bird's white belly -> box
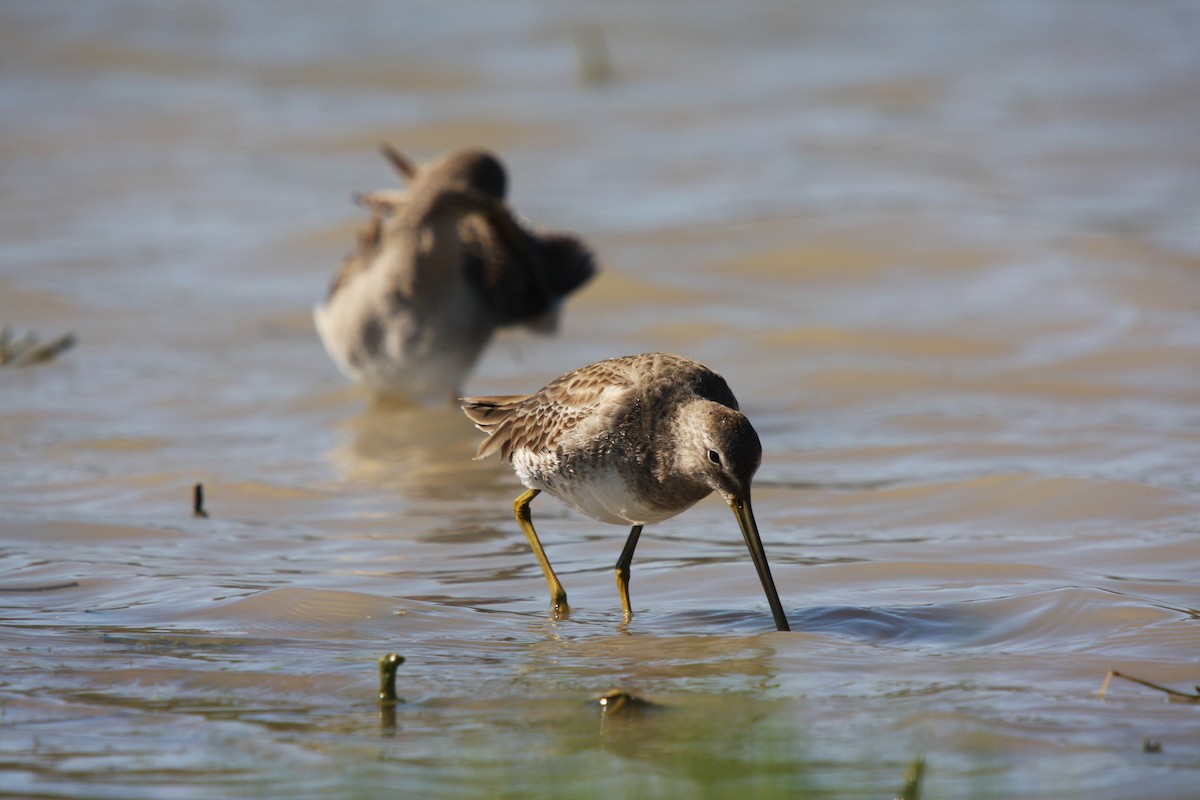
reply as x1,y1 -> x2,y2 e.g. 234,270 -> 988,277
313,262 -> 488,400
513,453 -> 681,526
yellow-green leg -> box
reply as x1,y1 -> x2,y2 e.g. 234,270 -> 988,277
614,525 -> 643,621
513,488 -> 569,619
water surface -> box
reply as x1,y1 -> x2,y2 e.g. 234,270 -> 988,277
2,1 -> 1199,797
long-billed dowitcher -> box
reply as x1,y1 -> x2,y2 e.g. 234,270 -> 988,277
314,146 -> 595,403
461,353 -> 791,631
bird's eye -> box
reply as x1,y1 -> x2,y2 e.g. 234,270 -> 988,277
707,449 -> 721,465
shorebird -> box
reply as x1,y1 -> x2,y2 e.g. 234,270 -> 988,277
314,146 -> 595,403
462,352 -> 791,631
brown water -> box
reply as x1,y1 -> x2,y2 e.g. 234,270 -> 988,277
2,1 -> 1199,797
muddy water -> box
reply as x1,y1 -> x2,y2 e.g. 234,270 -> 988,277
2,1 -> 1199,797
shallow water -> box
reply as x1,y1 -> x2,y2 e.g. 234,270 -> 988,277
2,1 -> 1199,797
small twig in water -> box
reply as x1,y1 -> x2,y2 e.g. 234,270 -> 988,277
18,332 -> 76,365
378,653 -> 404,704
571,24 -> 614,87
594,689 -> 657,717
192,483 -> 209,518
1098,670 -> 1200,703
378,652 -> 404,734
0,326 -> 76,366
895,756 -> 925,800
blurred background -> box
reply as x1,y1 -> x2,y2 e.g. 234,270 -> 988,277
2,1 -> 1198,798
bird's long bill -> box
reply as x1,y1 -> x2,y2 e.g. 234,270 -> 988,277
728,494 -> 791,632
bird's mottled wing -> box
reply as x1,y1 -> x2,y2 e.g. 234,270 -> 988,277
462,358 -> 637,462
460,217 -> 596,325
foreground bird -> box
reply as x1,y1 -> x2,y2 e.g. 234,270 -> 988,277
461,352 -> 791,631
314,146 -> 595,403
